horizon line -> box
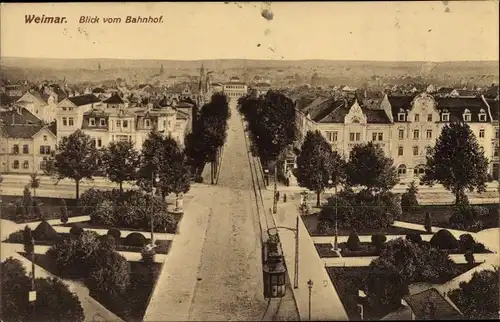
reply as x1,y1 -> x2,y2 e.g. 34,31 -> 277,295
2,56 -> 499,64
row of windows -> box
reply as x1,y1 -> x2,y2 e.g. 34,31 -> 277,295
62,117 -> 74,126
397,146 -> 432,157
398,112 -> 487,122
397,164 -> 426,177
11,145 -> 51,155
398,129 -> 433,140
12,160 -> 29,169
225,85 -> 246,89
89,118 -> 107,127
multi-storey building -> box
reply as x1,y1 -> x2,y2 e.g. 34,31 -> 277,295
294,91 -> 499,185
0,106 -> 57,173
16,84 -> 68,124
485,98 -> 499,179
223,77 -> 248,98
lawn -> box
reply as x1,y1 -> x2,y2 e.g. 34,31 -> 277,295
0,196 -> 80,223
400,203 -> 500,232
301,213 -> 429,237
20,253 -> 163,322
6,232 -> 172,254
60,212 -> 183,234
326,264 -> 479,321
314,241 -> 492,258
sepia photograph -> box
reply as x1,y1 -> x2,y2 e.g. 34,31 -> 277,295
0,1 -> 499,321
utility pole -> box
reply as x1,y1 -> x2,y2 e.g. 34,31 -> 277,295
307,279 -> 314,321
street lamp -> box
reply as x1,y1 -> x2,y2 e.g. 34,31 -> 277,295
307,279 -> 314,321
150,172 -> 160,244
272,136 -> 278,214
264,169 -> 269,186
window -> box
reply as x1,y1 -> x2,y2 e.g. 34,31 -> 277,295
398,113 -> 406,122
464,113 -> 471,122
372,133 -> 377,141
40,157 -> 47,170
414,114 -> 420,122
398,129 -> 404,139
414,166 -> 426,177
479,114 -> 487,121
494,144 -> 499,157
356,133 -> 361,141
349,132 -> 355,141
90,118 -> 96,126
496,129 -> 499,139
426,146 -> 432,155
427,114 -> 433,122
426,130 -> 432,139
68,117 -> 74,126
145,119 -> 151,127
378,133 -> 383,141
397,164 -> 407,176
442,113 -> 449,122
413,129 -> 420,140
326,131 -> 338,142
116,120 -> 121,127
398,146 -> 404,156
91,139 -> 96,147
62,117 -> 67,126
123,120 -> 128,128
100,118 -> 106,126
23,161 -> 29,169
413,146 -> 419,156
12,144 -> 19,154
479,129 -> 485,138
163,120 -> 167,129
97,138 -> 102,147
13,160 -> 19,169
39,146 -> 51,155
43,135 -> 47,141
23,145 -> 29,154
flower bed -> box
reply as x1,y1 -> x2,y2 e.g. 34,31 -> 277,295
302,213 -> 428,237
326,264 -> 479,321
314,244 -> 341,258
60,213 -> 183,234
0,196 -> 79,223
20,253 -> 162,322
400,203 -> 499,232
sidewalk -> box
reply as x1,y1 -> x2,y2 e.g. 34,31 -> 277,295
142,193 -> 212,321
0,243 -> 123,322
273,200 -> 349,321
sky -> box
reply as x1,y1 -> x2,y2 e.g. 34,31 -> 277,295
1,1 -> 498,62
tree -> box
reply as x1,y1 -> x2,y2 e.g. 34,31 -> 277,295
29,172 -> 40,198
422,122 -> 489,206
156,136 -> 191,197
18,186 -> 34,220
44,130 -> 98,201
102,141 -> 140,193
424,212 -> 433,233
346,142 -> 398,193
295,130 -> 345,206
60,199 -> 69,224
137,130 -> 165,193
448,268 -> 500,319
1,257 -> 84,322
401,180 -> 419,212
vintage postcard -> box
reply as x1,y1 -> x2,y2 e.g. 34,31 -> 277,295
0,2 -> 499,322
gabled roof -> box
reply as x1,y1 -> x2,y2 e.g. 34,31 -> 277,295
402,288 -> 463,320
2,124 -> 45,139
67,94 -> 102,107
0,108 -> 41,125
102,94 -> 125,104
388,95 -> 417,119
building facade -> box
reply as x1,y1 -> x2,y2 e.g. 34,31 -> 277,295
223,77 -> 248,98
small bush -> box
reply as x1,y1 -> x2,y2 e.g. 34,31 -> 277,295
458,234 -> 475,252
449,205 -> 484,231
371,233 -> 387,250
430,229 -> 459,250
401,181 -> 419,212
124,233 -> 147,247
107,228 -> 121,241
346,230 -> 361,251
69,225 -> 84,236
195,176 -> 204,183
406,232 -> 423,244
141,245 -> 156,265
99,235 -> 116,250
33,220 -> 59,241
8,231 -> 25,243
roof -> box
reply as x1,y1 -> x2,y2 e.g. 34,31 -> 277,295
254,82 -> 271,87
2,124 -> 45,139
92,87 -> 106,93
388,95 -> 417,120
102,94 -> 125,104
176,109 -> 190,120
67,94 -> 102,107
225,82 -> 247,86
49,84 -> 68,102
403,288 -> 463,320
0,108 -> 41,125
455,89 -> 480,97
48,121 -> 57,136
437,87 -> 454,94
381,306 -> 412,320
484,85 -> 499,99
435,97 -> 491,122
486,99 -> 499,121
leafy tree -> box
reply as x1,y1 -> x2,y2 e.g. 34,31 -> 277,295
422,122 -> 489,206
295,130 -> 345,207
86,248 -> 130,297
185,130 -> 208,177
448,268 -> 500,319
156,136 -> 191,197
29,172 -> 40,198
102,141 -> 140,193
424,212 -> 432,233
44,130 -> 98,201
346,142 -> 398,193
60,198 -> 69,224
16,186 -> 34,221
1,257 -> 84,322
401,180 -> 419,212
137,130 -> 166,193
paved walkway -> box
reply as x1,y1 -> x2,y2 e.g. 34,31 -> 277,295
274,201 -> 349,321
0,242 -> 122,322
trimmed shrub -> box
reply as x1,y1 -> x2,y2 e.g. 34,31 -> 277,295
430,229 -> 459,250
86,248 -> 130,297
346,230 -> 361,251
33,220 -> 59,241
459,234 -> 475,252
141,245 -> 156,265
371,233 -> 387,250
107,228 -> 121,241
99,235 -> 116,250
464,250 -> 475,267
92,200 -> 116,226
449,205 -> 484,231
424,212 -> 432,233
406,232 -> 423,244
8,231 -> 25,243
124,233 -> 147,247
70,225 -> 84,236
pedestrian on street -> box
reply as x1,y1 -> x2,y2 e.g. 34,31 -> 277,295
276,190 -> 280,202
283,194 -> 287,203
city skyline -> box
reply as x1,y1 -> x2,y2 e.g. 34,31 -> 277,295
1,1 -> 499,62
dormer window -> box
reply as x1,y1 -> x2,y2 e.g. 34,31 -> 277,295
414,114 -> 420,122
100,118 -> 106,126
398,112 -> 406,122
89,118 -> 96,126
479,109 -> 487,121
463,109 -> 471,122
145,119 -> 151,127
62,107 -> 67,111
441,110 -> 450,122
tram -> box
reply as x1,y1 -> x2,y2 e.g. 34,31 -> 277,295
262,235 -> 287,298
